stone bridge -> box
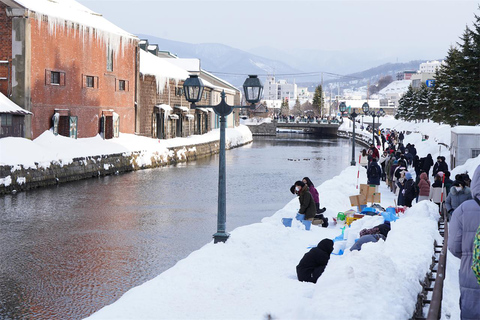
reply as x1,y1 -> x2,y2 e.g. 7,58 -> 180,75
246,120 -> 340,137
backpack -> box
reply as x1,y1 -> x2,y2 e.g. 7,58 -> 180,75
413,181 -> 419,198
368,164 -> 379,179
473,223 -> 480,285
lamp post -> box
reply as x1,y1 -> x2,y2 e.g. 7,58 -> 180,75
339,102 -> 357,166
362,102 -> 371,143
183,74 -> 263,243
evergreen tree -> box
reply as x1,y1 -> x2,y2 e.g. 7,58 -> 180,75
312,85 -> 324,117
430,14 -> 480,125
415,84 -> 430,121
396,84 -> 415,120
280,98 -> 290,116
431,46 -> 463,124
293,97 -> 302,116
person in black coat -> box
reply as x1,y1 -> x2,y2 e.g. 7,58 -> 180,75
432,156 -> 448,177
296,238 -> 334,283
403,172 -> 417,207
421,154 -> 434,176
367,158 -> 382,186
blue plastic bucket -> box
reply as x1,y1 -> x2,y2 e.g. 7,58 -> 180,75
302,220 -> 312,230
386,207 -> 396,215
282,218 -> 293,227
296,213 -> 305,221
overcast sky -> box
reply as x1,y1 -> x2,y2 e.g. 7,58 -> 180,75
77,0 -> 479,62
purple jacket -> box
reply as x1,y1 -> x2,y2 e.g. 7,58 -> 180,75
309,185 -> 320,204
448,165 -> 480,320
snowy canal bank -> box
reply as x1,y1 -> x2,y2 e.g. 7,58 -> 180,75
0,125 -> 252,194
86,119 -> 480,320
86,165 -> 444,320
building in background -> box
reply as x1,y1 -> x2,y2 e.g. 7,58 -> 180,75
263,76 -> 298,102
0,0 -> 138,139
137,40 -> 240,140
0,91 -> 31,137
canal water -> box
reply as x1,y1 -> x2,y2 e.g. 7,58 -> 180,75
0,133 -> 360,319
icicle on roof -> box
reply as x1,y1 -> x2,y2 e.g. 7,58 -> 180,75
12,0 -> 137,56
139,50 -> 189,94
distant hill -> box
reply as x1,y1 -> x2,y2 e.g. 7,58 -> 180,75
136,34 -> 440,94
136,34 -> 303,87
298,60 -> 432,92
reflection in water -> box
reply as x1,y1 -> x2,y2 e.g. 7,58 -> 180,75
0,134 -> 360,319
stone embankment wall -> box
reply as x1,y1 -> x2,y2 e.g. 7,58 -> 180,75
0,139 -> 250,195
246,123 -> 276,136
337,129 -> 371,148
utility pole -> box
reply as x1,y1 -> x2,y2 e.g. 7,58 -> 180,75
321,72 -> 324,117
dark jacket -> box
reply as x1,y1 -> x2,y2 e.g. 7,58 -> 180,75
403,178 -> 416,207
367,160 -> 381,185
359,223 -> 391,238
298,185 -> 316,220
422,155 -> 434,175
433,160 -> 448,177
448,166 -> 480,320
296,239 -> 334,283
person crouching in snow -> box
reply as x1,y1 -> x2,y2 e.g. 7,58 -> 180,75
295,181 -> 316,221
296,239 -> 334,283
303,177 -> 328,227
350,222 -> 391,251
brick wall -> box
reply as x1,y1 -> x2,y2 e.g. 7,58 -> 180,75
0,3 -> 12,96
138,75 -> 215,139
28,13 -> 138,138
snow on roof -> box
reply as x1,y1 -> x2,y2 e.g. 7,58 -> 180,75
11,0 -> 137,55
200,77 -> 236,94
451,126 -> 480,135
379,80 -> 412,95
0,92 -> 32,115
166,59 -> 201,73
147,45 -> 158,50
155,104 -> 172,112
201,69 -> 239,93
139,50 -> 189,94
174,106 -> 189,112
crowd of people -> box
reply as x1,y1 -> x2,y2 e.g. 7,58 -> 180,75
291,128 -> 480,320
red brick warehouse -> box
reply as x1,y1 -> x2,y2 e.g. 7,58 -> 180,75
0,0 -> 139,139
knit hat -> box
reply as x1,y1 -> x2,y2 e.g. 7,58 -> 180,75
405,172 -> 412,180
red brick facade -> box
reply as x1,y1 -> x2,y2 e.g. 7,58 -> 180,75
0,3 -> 12,96
27,13 -> 137,138
0,2 -> 138,139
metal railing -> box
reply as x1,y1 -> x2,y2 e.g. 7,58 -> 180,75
426,206 -> 449,320
413,206 -> 448,320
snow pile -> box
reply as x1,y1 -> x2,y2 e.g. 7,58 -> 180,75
240,117 -> 273,125
87,166 -> 441,320
0,125 -> 253,169
139,50 -> 190,94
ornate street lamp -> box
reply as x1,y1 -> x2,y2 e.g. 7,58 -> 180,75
183,75 -> 204,105
339,102 -> 357,166
183,74 -> 263,243
362,102 -> 370,114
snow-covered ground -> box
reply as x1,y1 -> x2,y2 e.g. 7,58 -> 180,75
0,125 -> 252,170
85,118 -> 480,319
